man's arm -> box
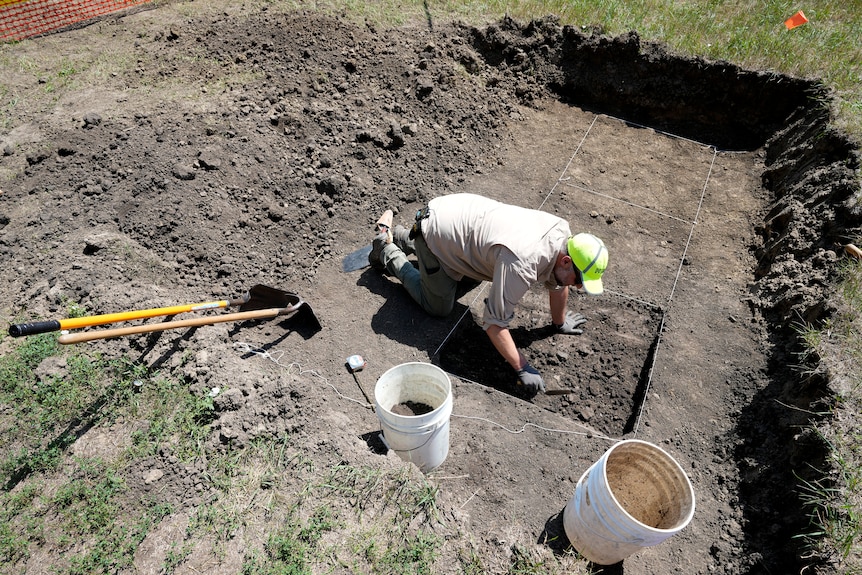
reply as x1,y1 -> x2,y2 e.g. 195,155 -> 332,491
486,284 -> 571,364
485,324 -> 525,370
481,252 -> 546,394
486,324 -> 545,394
548,286 -> 569,325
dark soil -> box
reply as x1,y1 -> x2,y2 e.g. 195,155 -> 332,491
0,3 -> 859,574
390,401 -> 434,417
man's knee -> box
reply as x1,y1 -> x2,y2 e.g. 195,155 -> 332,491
424,297 -> 455,317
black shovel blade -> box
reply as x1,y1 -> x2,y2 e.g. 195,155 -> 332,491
289,302 -> 322,333
240,284 -> 301,311
240,284 -> 322,332
342,244 -> 372,272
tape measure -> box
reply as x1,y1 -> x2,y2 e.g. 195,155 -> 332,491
346,355 -> 366,372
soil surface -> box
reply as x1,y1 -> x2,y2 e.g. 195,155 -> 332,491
1,3 -> 859,575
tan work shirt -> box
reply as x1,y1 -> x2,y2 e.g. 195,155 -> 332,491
422,194 -> 570,329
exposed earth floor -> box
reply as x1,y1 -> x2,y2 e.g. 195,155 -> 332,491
1,2 -> 859,574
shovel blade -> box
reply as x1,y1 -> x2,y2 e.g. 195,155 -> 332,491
241,284 -> 322,333
342,244 -> 372,272
241,284 -> 301,311
289,302 -> 322,333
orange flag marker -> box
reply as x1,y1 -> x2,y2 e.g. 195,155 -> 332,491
784,10 -> 809,30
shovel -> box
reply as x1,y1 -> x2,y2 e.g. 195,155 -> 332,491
58,285 -> 320,344
57,304 -> 316,344
9,284 -> 321,342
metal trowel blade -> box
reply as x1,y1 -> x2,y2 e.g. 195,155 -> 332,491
342,244 -> 372,272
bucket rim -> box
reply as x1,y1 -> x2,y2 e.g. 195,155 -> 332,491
374,362 -> 453,426
375,362 -> 452,403
377,361 -> 450,380
593,439 -> 696,534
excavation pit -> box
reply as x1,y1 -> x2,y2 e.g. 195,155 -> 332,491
439,291 -> 663,438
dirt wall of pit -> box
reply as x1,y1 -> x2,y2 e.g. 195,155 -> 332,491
460,16 -> 825,151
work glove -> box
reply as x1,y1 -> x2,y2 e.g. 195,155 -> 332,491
517,363 -> 546,395
553,311 -> 587,335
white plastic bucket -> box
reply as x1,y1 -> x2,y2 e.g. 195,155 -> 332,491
563,439 -> 695,565
374,362 -> 453,473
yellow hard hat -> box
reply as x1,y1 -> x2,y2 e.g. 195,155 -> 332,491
567,233 -> 608,295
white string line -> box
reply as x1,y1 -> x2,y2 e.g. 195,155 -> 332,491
664,148 -> 717,306
445,371 -> 619,442
451,414 -> 618,442
233,341 -> 617,442
538,114 -> 599,211
558,180 -> 695,224
532,112 -> 721,437
631,148 -> 718,435
596,112 -> 717,149
432,283 -> 487,358
554,111 -> 718,227
233,341 -> 372,410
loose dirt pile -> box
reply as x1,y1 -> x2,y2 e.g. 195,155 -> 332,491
1,3 -> 859,574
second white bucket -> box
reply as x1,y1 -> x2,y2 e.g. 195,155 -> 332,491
374,362 -> 453,473
563,439 -> 696,565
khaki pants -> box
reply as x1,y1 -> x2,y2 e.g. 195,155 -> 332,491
380,226 -> 458,317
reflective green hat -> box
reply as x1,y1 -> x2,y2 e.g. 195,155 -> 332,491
567,233 -> 608,295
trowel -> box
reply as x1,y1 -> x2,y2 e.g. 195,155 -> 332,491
341,244 -> 373,272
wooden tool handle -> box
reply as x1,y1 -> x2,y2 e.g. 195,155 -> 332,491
58,308 -> 283,344
9,297 -> 242,337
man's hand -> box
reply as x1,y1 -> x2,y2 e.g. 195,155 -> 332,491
554,311 -> 587,335
517,363 -> 546,395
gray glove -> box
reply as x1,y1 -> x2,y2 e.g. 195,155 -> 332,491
554,311 -> 587,335
517,363 -> 546,395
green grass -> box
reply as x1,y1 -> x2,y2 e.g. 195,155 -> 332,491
0,329 -> 213,489
791,256 -> 862,569
0,333 -> 459,573
796,431 -> 862,563
0,333 -> 65,483
48,458 -> 173,574
126,372 -> 216,461
0,333 -> 215,573
241,505 -> 340,575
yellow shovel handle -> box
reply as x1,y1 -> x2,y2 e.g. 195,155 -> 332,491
9,298 -> 240,337
58,300 -> 232,329
58,308 -> 285,345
